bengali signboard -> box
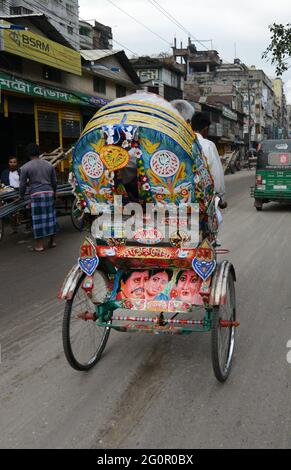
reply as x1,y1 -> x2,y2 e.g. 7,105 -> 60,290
0,71 -> 110,107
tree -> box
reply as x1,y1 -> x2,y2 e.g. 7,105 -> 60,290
263,23 -> 291,75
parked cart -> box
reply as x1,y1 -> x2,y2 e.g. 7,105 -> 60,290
0,183 -> 75,242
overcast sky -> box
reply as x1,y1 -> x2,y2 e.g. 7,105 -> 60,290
79,0 -> 291,103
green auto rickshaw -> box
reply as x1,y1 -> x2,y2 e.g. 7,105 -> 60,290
251,139 -> 291,211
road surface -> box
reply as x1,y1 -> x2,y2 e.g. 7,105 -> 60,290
0,169 -> 291,449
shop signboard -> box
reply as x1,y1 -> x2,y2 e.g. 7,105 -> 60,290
222,106 -> 237,121
0,71 -> 110,107
0,23 -> 81,75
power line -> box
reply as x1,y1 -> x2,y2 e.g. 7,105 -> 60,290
106,0 -> 172,47
148,0 -> 240,65
1,0 -> 138,62
111,38 -> 138,57
147,0 -> 210,51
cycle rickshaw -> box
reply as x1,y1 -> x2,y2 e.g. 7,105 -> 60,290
59,94 -> 238,382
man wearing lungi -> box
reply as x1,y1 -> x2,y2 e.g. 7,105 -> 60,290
20,143 -> 57,252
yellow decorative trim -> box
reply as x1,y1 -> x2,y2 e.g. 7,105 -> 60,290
139,138 -> 160,154
90,139 -> 106,153
82,114 -> 193,155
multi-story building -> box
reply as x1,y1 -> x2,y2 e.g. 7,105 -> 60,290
287,105 -> 291,138
0,0 -> 80,49
173,40 -> 280,147
272,78 -> 288,138
79,20 -> 113,51
184,82 -> 245,156
130,55 -> 185,101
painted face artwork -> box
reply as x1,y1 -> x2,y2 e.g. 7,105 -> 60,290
121,271 -> 149,299
144,271 -> 169,300
175,270 -> 201,303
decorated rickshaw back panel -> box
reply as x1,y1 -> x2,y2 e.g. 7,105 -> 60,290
72,96 -> 213,212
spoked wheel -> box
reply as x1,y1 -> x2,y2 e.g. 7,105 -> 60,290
211,271 -> 236,382
0,218 -> 4,242
62,272 -> 111,371
70,198 -> 84,231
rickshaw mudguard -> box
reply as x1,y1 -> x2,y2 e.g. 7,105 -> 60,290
58,263 -> 82,300
208,260 -> 236,306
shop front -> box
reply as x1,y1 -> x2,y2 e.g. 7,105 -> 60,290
0,71 -> 110,168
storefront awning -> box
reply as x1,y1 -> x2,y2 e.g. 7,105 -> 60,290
0,71 -> 110,108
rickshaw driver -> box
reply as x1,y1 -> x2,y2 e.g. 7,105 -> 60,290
170,100 -> 226,204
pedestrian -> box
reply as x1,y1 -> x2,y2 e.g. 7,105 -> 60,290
19,143 -> 57,252
1,156 -> 20,189
191,112 -> 226,200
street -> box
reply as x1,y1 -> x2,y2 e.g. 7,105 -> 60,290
0,169 -> 291,449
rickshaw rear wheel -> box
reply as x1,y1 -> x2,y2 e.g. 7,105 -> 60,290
211,271 -> 236,382
0,219 -> 4,241
62,273 -> 111,371
70,198 -> 83,231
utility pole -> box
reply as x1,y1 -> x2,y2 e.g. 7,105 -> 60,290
248,79 -> 252,150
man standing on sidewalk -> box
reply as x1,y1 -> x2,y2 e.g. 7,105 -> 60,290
20,143 -> 57,252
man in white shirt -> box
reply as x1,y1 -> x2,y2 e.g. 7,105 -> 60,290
1,157 -> 20,189
170,101 -> 225,199
191,113 -> 225,198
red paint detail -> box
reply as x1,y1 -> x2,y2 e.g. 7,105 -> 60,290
80,245 -> 94,257
219,320 -> 240,327
77,311 -> 96,321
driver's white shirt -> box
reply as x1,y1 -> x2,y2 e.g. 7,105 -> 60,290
196,133 -> 225,196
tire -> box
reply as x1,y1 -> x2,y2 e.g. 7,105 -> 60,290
211,271 -> 236,382
0,219 -> 4,242
70,198 -> 83,231
254,199 -> 263,211
230,162 -> 236,174
62,273 -> 111,371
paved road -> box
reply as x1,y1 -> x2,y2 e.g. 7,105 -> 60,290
1,170 -> 291,449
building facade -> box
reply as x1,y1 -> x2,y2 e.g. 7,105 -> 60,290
287,105 -> 291,138
79,20 -> 113,51
0,0 -> 80,49
272,78 -> 288,138
173,40 -> 289,147
130,56 -> 184,101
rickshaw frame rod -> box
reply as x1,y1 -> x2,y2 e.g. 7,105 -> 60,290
112,315 -> 206,326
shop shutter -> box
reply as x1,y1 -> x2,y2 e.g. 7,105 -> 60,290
8,97 -> 34,114
38,111 -> 58,132
61,108 -> 81,138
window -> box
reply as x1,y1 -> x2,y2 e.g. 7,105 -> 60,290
79,26 -> 91,37
0,52 -> 22,73
116,84 -> 126,98
10,6 -> 33,14
93,77 -> 106,94
66,2 -> 74,15
67,26 -> 73,35
43,65 -> 62,83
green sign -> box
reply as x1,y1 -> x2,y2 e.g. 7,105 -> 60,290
0,71 -> 110,107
